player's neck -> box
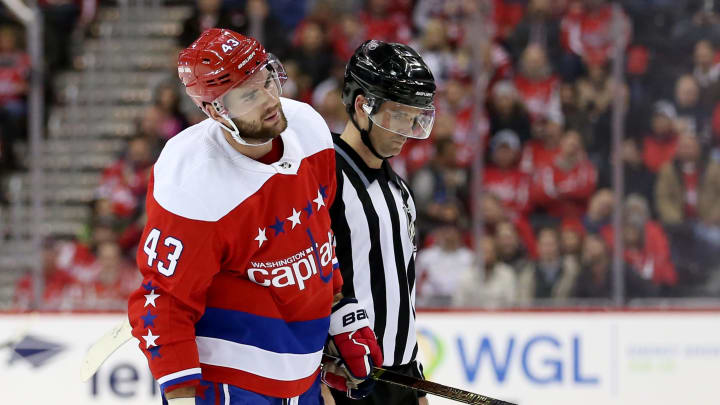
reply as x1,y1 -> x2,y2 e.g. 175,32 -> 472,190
221,129 -> 274,160
340,121 -> 383,169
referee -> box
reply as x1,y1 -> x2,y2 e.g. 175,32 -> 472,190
326,40 -> 436,405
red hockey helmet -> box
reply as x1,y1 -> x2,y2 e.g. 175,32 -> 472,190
178,28 -> 270,109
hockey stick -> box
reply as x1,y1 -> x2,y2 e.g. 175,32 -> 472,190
322,354 -> 517,405
80,317 -> 134,381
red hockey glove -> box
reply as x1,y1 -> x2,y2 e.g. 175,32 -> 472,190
321,297 -> 383,399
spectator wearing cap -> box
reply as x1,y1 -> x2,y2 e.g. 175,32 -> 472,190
455,235 -> 518,307
487,80 -> 532,144
601,194 -> 675,290
598,137 -> 656,206
655,133 -> 720,226
514,44 -> 563,124
517,227 -> 580,304
642,100 -> 680,173
530,129 -> 598,221
484,129 -> 532,220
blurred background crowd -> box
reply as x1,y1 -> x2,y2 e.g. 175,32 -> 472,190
3,0 -> 720,311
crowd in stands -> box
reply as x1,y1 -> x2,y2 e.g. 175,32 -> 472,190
8,0 -> 720,310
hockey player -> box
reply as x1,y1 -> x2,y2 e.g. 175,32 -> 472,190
325,40 -> 436,404
127,28 -> 382,405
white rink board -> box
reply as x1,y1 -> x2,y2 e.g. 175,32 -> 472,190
1,312 -> 719,405
415,311 -> 720,405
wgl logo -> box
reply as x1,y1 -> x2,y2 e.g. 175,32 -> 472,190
456,334 -> 599,385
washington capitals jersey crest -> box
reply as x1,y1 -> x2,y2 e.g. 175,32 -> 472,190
127,98 -> 341,398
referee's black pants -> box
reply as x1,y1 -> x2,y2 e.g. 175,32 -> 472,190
329,362 -> 424,405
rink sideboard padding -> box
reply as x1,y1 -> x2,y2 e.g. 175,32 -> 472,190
1,311 -> 719,405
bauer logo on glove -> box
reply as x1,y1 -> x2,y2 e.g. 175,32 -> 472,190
321,297 -> 383,399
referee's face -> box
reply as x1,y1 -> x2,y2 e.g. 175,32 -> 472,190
370,125 -> 408,157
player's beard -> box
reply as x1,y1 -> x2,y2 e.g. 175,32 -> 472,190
231,107 -> 288,145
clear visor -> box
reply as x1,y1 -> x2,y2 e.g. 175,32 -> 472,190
362,99 -> 435,139
221,54 -> 287,118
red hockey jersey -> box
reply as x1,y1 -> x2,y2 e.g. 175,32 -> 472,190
127,98 -> 341,398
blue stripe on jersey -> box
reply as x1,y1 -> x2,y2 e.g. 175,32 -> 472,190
159,373 -> 202,392
195,307 -> 329,354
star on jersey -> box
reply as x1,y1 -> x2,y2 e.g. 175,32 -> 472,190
270,217 -> 286,236
148,346 -> 162,359
142,281 -> 156,292
141,309 -> 157,328
319,184 -> 328,199
142,329 -> 159,349
144,290 -> 160,308
303,201 -> 313,218
287,208 -> 302,229
255,227 -> 267,247
313,190 -> 326,210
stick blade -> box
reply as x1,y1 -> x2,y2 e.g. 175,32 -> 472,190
80,317 -> 133,382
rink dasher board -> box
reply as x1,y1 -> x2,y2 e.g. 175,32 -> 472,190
1,311 -> 719,405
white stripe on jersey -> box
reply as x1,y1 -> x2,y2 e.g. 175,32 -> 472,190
365,180 -> 401,366
156,367 -> 202,385
196,336 -> 322,381
341,173 -> 376,330
389,181 -> 417,365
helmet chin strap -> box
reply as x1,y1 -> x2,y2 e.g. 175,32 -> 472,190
350,113 -> 391,160
205,101 -> 272,147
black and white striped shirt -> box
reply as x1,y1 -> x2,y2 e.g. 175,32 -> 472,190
329,134 -> 419,368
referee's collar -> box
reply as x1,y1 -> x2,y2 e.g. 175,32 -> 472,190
332,133 -> 403,188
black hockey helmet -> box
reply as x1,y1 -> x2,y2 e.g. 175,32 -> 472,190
342,40 -> 436,157
343,40 -> 436,110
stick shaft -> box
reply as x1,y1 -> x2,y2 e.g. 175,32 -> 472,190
321,354 -> 516,405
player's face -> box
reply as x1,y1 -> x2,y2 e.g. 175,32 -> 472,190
224,67 -> 288,143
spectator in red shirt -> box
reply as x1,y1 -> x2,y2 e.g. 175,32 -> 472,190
78,241 -> 140,311
514,43 -> 563,123
655,133 -> 720,226
482,193 -> 538,259
13,238 -> 79,311
520,114 -> 563,173
359,0 -> 412,44
560,0 -> 631,67
642,100 -> 680,173
601,194 -> 676,288
484,129 -> 532,220
96,135 -> 154,220
530,128 -> 598,220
